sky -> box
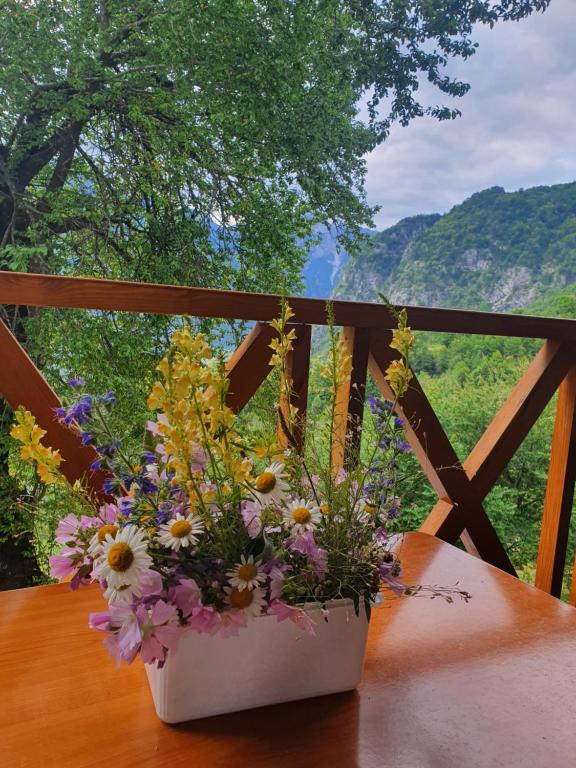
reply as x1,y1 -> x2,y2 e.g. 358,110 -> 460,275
365,0 -> 576,229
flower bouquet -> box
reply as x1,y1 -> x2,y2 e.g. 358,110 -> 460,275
12,304 -> 426,721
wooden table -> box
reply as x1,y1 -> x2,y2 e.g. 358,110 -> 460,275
1,531 -> 575,768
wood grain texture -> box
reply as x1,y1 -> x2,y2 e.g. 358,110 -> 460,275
1,532 -> 576,768
3,270 -> 576,338
278,324 -> 311,451
225,322 -> 275,413
0,320 -> 108,496
535,368 -> 576,596
369,333 -> 516,575
463,341 -> 575,499
331,327 -> 370,470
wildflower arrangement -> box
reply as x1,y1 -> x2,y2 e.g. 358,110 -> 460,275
12,305 -> 419,667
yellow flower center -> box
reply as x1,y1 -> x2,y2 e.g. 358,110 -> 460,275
255,471 -> 276,493
107,542 -> 134,572
292,507 -> 311,525
229,587 -> 254,610
238,563 -> 258,582
170,520 -> 192,538
97,524 -> 119,544
320,504 -> 329,515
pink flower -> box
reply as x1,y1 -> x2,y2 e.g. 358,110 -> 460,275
265,560 -> 290,601
241,500 -> 262,538
270,600 -> 316,636
188,604 -> 221,634
97,503 -> 119,525
140,569 -> 164,597
189,444 -> 208,473
170,577 -> 202,617
49,552 -> 77,580
217,610 -> 248,638
287,532 -> 328,578
139,601 -> 181,665
335,467 -> 347,485
90,599 -> 181,666
146,413 -> 169,436
54,514 -> 82,545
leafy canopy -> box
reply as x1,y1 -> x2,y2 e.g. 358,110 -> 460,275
0,0 -> 550,289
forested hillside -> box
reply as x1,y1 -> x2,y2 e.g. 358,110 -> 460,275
336,182 -> 576,311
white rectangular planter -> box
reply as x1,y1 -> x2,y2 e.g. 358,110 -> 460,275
145,599 -> 369,723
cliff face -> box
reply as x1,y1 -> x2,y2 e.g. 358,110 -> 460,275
333,182 -> 576,311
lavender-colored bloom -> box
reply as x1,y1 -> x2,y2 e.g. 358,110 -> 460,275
117,496 -> 135,516
97,391 -> 116,406
102,477 -> 119,495
90,459 -> 102,472
241,500 -> 262,538
81,431 -> 93,446
395,438 -> 411,453
68,377 -> 85,389
378,560 -> 405,597
62,396 -> 93,426
287,532 -> 328,577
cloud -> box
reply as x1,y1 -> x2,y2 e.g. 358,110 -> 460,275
365,0 -> 576,229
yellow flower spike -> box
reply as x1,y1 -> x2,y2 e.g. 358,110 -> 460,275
385,359 -> 413,397
390,327 -> 416,357
147,382 -> 167,409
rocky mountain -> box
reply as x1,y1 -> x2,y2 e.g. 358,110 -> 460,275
332,182 -> 576,311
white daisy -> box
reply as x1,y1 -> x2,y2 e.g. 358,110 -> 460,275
95,524 -> 153,602
226,555 -> 266,591
88,523 -> 120,557
283,498 -> 321,536
252,461 -> 289,506
356,499 -> 379,524
224,585 -> 266,618
157,513 -> 204,552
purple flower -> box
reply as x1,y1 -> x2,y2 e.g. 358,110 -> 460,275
117,496 -> 135,516
97,391 -> 116,406
60,396 -> 93,426
378,560 -> 405,597
81,431 -> 93,446
68,377 -> 85,389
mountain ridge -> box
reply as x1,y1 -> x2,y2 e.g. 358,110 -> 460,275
328,181 -> 576,312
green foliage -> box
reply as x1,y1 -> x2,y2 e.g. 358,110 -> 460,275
384,286 -> 576,588
0,0 -> 554,584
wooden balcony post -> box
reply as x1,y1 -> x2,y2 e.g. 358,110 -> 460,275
278,324 -> 311,452
331,327 -> 370,470
535,368 -> 576,597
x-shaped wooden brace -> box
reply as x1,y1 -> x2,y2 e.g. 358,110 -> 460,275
369,333 -> 576,575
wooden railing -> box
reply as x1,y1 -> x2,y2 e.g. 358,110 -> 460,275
1,270 -> 576,603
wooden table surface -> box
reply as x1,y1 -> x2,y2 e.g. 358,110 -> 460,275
1,531 -> 575,768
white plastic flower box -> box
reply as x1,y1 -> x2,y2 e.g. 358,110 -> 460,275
145,598 -> 369,723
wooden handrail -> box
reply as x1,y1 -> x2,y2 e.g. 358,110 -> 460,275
2,271 -> 576,339
1,269 -> 576,601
